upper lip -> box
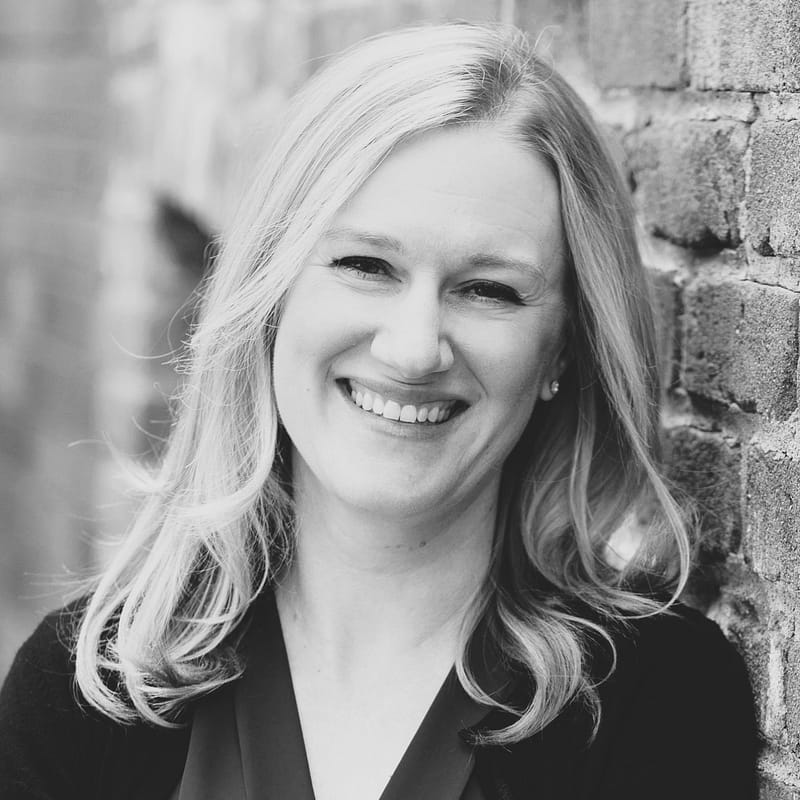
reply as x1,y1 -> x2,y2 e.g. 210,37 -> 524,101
339,377 -> 471,407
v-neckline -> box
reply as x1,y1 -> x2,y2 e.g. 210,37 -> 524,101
238,590 -> 491,799
174,590 -> 496,800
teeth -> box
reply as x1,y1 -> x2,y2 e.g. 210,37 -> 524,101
382,400 -> 402,421
400,405 -> 417,423
345,382 -> 458,425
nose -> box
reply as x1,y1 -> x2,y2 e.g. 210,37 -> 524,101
370,287 -> 454,379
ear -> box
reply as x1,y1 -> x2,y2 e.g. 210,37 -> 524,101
539,343 -> 571,402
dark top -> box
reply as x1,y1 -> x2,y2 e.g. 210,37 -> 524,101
0,593 -> 759,800
172,591 -> 487,799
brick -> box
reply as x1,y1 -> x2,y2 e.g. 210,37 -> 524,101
708,581 -> 771,724
744,441 -> 800,589
713,581 -> 800,750
648,266 -> 682,393
625,121 -> 748,247
760,776 -> 800,800
664,427 -> 741,560
744,248 -> 800,295
756,93 -> 800,123
682,278 -> 799,418
745,121 -> 800,258
787,635 -> 800,750
587,0 -> 684,88
688,0 -> 800,91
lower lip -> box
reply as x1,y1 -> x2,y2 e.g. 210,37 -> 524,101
337,381 -> 465,437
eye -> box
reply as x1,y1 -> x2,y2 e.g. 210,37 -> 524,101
330,256 -> 392,279
463,281 -> 523,305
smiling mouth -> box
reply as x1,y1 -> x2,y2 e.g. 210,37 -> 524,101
339,379 -> 467,425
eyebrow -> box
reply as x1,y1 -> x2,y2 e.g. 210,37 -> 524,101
321,226 -> 550,279
322,227 -> 406,253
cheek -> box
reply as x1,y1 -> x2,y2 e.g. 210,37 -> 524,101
274,285 -> 348,378
278,271 -> 378,355
272,291 -> 323,411
272,281 -> 377,431
494,348 -> 543,398
469,325 -> 556,407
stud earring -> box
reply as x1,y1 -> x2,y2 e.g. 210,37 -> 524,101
549,379 -> 560,396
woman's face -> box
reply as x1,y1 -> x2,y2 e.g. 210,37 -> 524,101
273,124 -> 569,523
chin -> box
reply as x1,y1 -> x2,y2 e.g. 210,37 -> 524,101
331,478 -> 462,523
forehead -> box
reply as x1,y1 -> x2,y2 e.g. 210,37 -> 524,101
329,124 -> 565,274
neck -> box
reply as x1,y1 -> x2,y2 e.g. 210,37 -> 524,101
275,470 -> 497,676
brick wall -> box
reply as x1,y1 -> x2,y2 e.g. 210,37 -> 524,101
578,4 -> 800,794
2,0 -> 798,793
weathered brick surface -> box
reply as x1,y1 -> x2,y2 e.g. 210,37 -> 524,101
682,278 -> 799,418
688,0 -> 800,91
746,120 -> 800,258
744,440 -> 800,589
625,121 -> 748,247
786,635 -> 800,751
664,426 -> 741,560
586,0 -> 684,88
760,776 -> 800,800
648,266 -> 683,393
745,249 -> 800,295
710,579 -> 772,728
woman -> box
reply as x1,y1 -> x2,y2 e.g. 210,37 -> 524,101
0,21 -> 757,800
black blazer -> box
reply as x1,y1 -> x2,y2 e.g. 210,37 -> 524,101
0,600 -> 758,800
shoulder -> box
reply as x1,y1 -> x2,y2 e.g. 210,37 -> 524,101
588,604 -> 759,799
1,600 -> 88,728
608,602 -> 747,680
0,601 -> 103,799
603,603 -> 754,718
477,605 -> 759,800
0,601 -> 189,800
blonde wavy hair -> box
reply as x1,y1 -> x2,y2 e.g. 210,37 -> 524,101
75,21 -> 690,743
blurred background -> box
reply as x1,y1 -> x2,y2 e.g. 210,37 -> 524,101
2,2 -> 800,793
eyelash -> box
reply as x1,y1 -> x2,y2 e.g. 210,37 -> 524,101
465,281 -> 523,304
330,257 -> 524,305
331,256 -> 388,279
